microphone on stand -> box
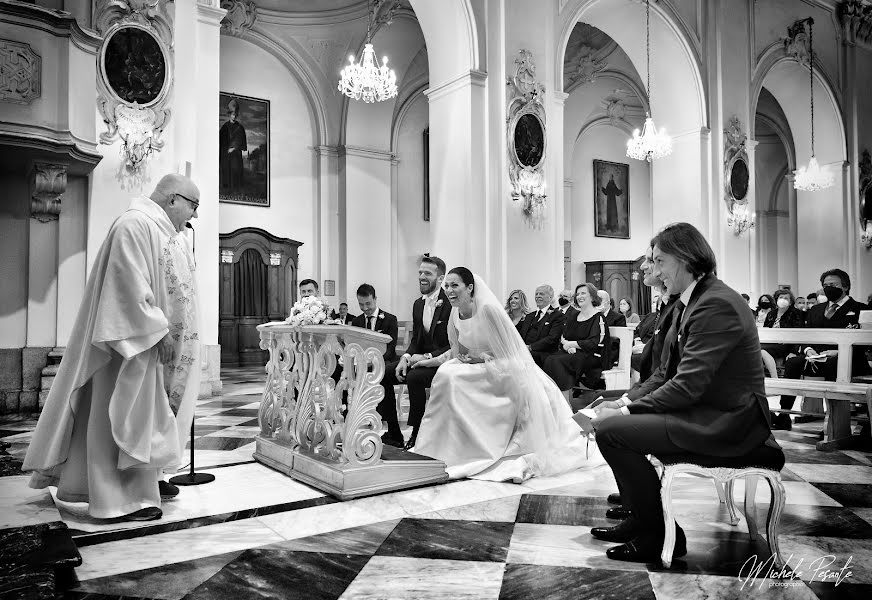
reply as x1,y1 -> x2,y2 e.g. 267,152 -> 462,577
170,221 -> 214,486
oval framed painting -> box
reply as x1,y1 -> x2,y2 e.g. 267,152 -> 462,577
729,155 -> 750,203
512,112 -> 546,169
99,23 -> 170,107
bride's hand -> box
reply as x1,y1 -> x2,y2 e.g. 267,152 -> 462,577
457,353 -> 485,364
411,357 -> 436,369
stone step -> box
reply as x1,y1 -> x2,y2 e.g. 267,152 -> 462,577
0,521 -> 81,599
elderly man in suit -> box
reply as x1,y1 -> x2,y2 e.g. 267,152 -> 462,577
391,255 -> 453,450
517,284 -> 566,366
591,223 -> 777,563
351,284 -> 401,447
774,268 -> 870,430
598,290 -> 627,367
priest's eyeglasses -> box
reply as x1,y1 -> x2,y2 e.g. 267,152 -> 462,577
175,193 -> 199,210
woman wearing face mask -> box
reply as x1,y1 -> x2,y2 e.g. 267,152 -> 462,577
617,297 -> 640,324
754,294 -> 775,326
759,289 -> 806,377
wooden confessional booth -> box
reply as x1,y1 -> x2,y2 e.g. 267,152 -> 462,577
219,228 -> 301,367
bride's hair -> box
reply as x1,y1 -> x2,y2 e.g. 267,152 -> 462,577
448,266 -> 475,296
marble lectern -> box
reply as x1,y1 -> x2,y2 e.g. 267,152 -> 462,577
254,323 -> 448,499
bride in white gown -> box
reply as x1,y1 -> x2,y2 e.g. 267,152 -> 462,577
410,267 -> 603,481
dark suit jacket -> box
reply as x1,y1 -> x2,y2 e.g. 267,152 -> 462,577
637,295 -> 681,383
336,313 -> 356,325
802,297 -> 869,374
405,289 -> 452,358
626,274 -> 774,457
517,306 -> 565,353
351,310 -> 398,362
602,309 -> 626,366
762,306 -> 805,329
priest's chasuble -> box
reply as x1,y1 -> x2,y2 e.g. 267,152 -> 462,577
23,196 -> 200,518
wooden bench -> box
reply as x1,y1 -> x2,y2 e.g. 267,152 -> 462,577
603,326 -> 635,390
758,328 -> 872,451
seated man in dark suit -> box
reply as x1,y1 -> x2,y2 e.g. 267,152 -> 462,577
774,268 -> 870,430
350,284 -> 401,447
591,223 -> 777,563
517,284 -> 565,366
333,302 -> 356,325
391,255 -> 452,449
598,291 -> 627,367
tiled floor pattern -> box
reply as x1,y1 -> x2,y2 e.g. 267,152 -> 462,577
0,366 -> 870,599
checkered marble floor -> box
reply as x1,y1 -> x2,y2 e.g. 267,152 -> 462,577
1,367 -> 872,599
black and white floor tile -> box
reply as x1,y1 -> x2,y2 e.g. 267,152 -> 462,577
1,367 -> 871,599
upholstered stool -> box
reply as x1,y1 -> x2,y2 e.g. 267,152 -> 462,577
656,445 -> 786,568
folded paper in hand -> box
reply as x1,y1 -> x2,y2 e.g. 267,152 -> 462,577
572,408 -> 598,435
805,353 -> 829,362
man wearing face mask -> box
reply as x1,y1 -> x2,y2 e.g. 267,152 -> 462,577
774,269 -> 870,430
557,290 -> 574,315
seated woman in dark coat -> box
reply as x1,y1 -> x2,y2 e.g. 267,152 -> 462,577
543,282 -> 610,404
760,288 -> 806,377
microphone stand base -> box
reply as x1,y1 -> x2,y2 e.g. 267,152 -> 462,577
169,472 -> 216,486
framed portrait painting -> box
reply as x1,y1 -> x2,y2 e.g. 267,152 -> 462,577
593,159 -> 630,239
219,92 -> 269,206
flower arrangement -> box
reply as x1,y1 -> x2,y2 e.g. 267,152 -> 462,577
286,296 -> 332,327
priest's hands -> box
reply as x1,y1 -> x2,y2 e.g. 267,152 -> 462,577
157,334 -> 175,364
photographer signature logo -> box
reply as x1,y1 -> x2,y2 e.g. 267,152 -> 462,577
738,553 -> 853,590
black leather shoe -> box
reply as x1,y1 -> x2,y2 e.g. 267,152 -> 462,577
121,507 -> 163,522
605,527 -> 686,563
159,480 -> 179,500
381,433 -> 404,448
403,436 -> 417,451
591,518 -> 640,543
607,493 -> 622,505
771,413 -> 792,431
606,507 -> 632,520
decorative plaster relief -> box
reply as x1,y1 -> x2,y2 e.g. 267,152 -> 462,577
0,39 -> 41,104
30,163 -> 67,222
303,36 -> 350,80
565,45 -> 608,87
221,0 -> 257,36
840,0 -> 872,48
783,19 -> 811,67
602,89 -> 633,126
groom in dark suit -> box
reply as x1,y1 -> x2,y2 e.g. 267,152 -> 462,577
517,285 -> 565,366
351,284 -> 401,446
392,255 -> 452,449
591,223 -> 777,563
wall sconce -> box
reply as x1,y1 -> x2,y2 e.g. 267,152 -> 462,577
115,104 -> 161,171
861,223 -> 872,250
269,252 -> 282,266
727,202 -> 755,236
513,166 -> 547,226
221,249 -> 234,263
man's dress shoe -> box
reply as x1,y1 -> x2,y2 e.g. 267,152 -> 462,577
121,507 -> 163,522
606,507 -> 632,520
159,480 -> 179,500
381,433 -> 404,448
403,436 -> 417,451
591,518 -> 639,543
606,527 -> 687,563
607,493 -> 622,505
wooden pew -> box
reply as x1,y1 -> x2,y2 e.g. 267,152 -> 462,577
757,327 -> 872,451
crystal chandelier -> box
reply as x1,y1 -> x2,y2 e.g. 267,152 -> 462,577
338,0 -> 398,104
627,0 -> 672,162
727,203 -> 755,236
793,18 -> 834,192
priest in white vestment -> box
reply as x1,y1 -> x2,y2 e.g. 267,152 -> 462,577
23,174 -> 202,521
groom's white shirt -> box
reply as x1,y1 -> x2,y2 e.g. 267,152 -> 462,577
422,288 -> 440,331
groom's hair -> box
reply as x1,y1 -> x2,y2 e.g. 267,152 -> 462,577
448,267 -> 475,296
356,283 -> 376,299
651,223 -> 716,279
299,278 -> 319,291
421,255 -> 446,275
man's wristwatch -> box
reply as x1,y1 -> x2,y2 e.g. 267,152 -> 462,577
424,353 -> 433,360
402,353 -> 411,361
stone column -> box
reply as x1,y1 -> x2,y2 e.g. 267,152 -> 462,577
314,145 -> 340,300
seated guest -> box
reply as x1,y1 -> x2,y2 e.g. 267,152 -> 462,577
351,284 -> 401,446
774,268 -> 870,430
618,297 -> 640,324
557,289 -> 574,315
543,283 -> 609,404
517,285 -> 566,366
760,289 -> 805,378
808,291 -> 823,309
598,290 -> 626,366
794,295 -> 808,315
754,294 -> 774,326
505,289 -> 530,326
299,278 -> 319,298
741,293 -> 751,305
392,255 -> 452,449
333,302 -> 355,325
591,222 -> 777,563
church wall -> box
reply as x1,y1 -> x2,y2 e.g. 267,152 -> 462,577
393,92 -> 430,322
217,35 -> 317,281
0,175 -> 29,349
569,123 -> 652,287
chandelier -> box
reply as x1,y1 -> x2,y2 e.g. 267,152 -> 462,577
627,0 -> 672,162
338,0 -> 398,103
793,18 -> 834,192
727,202 -> 755,236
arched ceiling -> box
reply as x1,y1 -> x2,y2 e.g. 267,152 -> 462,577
254,0 -> 365,12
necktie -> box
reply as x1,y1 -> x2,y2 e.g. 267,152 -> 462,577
824,303 -> 838,319
665,300 -> 686,380
423,296 -> 434,331
367,315 -> 374,330
536,310 -> 543,321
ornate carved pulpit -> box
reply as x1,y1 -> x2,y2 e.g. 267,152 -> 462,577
254,323 -> 448,499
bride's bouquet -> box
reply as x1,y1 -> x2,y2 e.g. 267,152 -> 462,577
286,295 -> 333,327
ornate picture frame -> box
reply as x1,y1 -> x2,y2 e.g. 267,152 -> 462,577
724,116 -> 749,208
219,92 -> 270,207
593,159 -> 630,239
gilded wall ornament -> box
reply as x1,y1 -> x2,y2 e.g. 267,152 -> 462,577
0,39 -> 40,104
783,19 -> 811,67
